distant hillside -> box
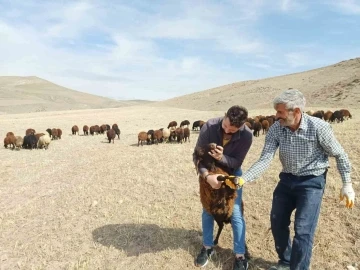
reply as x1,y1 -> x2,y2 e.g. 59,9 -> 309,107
156,57 -> 360,111
0,76 -> 153,114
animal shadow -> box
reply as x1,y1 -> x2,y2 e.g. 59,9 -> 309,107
92,223 -> 201,256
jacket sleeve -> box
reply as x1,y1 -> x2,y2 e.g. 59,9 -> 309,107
193,122 -> 210,175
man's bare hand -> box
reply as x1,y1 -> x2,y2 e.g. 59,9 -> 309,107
209,145 -> 223,161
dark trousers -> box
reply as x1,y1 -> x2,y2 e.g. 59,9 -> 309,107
270,171 -> 327,270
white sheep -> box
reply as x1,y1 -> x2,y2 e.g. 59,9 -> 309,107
37,134 -> 51,150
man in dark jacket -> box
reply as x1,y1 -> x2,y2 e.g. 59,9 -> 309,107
193,105 -> 253,270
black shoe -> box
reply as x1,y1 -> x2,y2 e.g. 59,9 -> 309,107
233,256 -> 249,270
195,247 -> 214,267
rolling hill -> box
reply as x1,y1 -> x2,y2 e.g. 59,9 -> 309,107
0,76 -> 153,114
156,57 -> 360,111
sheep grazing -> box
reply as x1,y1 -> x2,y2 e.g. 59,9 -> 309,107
192,120 -> 204,131
112,123 -> 118,129
83,125 -> 89,135
107,129 -> 116,144
261,120 -> 269,134
340,109 -> 352,120
100,124 -> 107,134
161,128 -> 171,143
106,124 -> 110,131
180,120 -> 190,128
4,134 -> 16,150
25,128 -> 36,136
37,134 -> 51,149
183,127 -> 190,142
153,130 -> 163,145
89,126 -> 95,136
113,126 -> 120,139
46,128 -> 52,137
72,125 -> 79,135
167,121 -> 177,129
330,110 -> 344,123
57,129 -> 62,139
51,128 -> 58,140
253,122 -> 262,137
175,127 -> 184,144
138,131 -> 148,146
6,131 -> 14,137
23,134 -> 38,149
147,130 -> 155,145
15,136 -> 23,149
94,125 -> 100,135
194,143 -> 248,256
323,111 -> 333,122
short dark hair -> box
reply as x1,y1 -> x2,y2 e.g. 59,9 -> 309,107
225,105 -> 248,128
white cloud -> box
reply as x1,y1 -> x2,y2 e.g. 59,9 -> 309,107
330,0 -> 360,14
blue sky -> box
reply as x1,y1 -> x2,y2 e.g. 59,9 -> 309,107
0,0 -> 359,101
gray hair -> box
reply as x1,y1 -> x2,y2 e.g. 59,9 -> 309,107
273,89 -> 306,111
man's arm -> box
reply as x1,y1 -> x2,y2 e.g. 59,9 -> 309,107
318,124 -> 351,183
242,126 -> 279,182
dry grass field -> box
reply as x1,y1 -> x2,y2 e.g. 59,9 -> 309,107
0,106 -> 359,270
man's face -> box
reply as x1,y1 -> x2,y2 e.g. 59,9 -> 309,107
275,103 -> 296,126
222,117 -> 240,134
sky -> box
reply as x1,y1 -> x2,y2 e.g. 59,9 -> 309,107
0,0 -> 359,101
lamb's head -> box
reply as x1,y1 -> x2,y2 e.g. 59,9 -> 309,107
194,143 -> 218,172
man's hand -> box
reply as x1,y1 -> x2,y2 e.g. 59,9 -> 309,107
340,182 -> 355,209
209,145 -> 223,161
205,174 -> 222,189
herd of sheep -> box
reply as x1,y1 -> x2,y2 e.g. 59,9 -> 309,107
3,109 -> 353,150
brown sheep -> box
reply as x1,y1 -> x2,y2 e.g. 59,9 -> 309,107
253,122 -> 262,137
94,125 -> 100,135
51,128 -> 58,140
4,134 -> 16,150
90,126 -> 96,136
340,109 -> 352,120
194,143 -> 249,257
266,116 -> 274,127
261,120 -> 269,134
138,131 -> 148,146
83,125 -> 89,135
323,111 -> 333,122
57,129 -> 62,139
167,121 -> 177,129
6,132 -> 14,137
112,123 -> 118,130
175,128 -> 184,144
107,129 -> 116,143
245,122 -> 252,130
183,127 -> 190,143
100,124 -> 107,134
72,125 -> 79,135
180,120 -> 190,128
25,128 -> 36,136
153,130 -> 163,145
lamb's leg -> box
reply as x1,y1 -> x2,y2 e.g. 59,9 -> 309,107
213,221 -> 224,246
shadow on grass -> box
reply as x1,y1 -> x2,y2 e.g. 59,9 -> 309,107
92,223 -> 201,256
92,223 -> 275,269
